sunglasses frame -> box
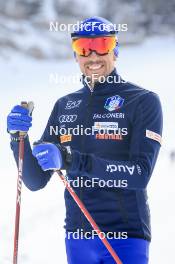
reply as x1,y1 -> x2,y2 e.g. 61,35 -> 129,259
72,35 -> 117,57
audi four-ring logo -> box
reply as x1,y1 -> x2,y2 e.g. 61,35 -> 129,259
59,115 -> 77,123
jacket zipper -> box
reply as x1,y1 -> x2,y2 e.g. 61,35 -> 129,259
79,89 -> 93,231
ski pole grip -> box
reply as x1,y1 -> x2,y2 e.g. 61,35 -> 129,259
21,101 -> 28,108
19,101 -> 34,136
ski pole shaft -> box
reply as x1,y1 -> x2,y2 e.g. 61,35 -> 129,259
13,101 -> 34,264
57,170 -> 123,264
13,102 -> 27,264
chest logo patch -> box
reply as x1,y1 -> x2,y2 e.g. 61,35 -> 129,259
60,134 -> 72,143
65,100 -> 82,110
104,95 -> 124,112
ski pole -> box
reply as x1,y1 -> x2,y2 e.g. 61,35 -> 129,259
56,170 -> 123,264
13,101 -> 34,264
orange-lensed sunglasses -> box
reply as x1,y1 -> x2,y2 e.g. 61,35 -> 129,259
72,36 -> 117,57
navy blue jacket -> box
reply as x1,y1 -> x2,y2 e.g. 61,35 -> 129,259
10,69 -> 163,241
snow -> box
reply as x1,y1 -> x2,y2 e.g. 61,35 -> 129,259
0,36 -> 175,263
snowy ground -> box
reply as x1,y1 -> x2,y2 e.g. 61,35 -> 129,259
0,36 -> 175,263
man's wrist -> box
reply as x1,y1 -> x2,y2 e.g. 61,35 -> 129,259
56,144 -> 73,170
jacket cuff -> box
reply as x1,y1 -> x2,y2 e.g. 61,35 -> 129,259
68,150 -> 92,176
67,150 -> 81,174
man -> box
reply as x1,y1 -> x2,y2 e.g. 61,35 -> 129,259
7,17 -> 163,264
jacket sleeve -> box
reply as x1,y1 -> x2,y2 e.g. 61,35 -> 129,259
68,92 -> 163,190
10,101 -> 59,191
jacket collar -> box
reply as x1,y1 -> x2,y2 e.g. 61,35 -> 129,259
82,68 -> 124,95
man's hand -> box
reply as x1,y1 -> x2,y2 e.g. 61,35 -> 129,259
32,142 -> 72,171
7,105 -> 32,134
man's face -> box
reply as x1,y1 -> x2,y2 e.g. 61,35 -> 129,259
75,51 -> 116,86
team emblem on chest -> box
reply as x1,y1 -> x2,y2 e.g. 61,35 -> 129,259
104,95 -> 124,112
